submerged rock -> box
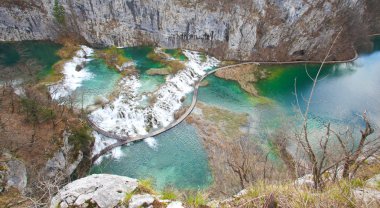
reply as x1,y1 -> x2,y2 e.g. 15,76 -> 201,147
215,64 -> 267,96
75,64 -> 84,71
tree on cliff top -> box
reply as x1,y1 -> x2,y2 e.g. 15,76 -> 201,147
53,0 -> 65,25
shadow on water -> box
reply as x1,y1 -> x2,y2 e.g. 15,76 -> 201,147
0,41 -> 62,80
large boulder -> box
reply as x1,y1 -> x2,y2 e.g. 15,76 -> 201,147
50,174 -> 138,208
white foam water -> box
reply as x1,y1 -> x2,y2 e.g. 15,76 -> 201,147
49,45 -> 94,100
89,50 -> 220,138
92,131 -> 124,164
144,137 -> 158,150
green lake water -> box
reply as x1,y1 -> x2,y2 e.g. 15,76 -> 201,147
90,46 -> 213,190
90,122 -> 213,190
2,38 -> 380,191
0,41 -> 62,79
75,59 -> 121,107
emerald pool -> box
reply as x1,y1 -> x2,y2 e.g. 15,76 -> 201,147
2,38 -> 380,192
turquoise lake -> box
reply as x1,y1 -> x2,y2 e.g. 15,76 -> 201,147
1,37 -> 379,191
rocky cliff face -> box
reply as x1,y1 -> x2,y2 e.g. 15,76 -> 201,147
0,0 -> 378,61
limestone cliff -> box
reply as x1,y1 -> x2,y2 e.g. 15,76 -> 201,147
0,0 -> 378,61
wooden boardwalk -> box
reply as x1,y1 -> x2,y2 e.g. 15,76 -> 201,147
90,54 -> 358,163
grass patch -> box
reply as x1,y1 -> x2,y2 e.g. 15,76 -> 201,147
350,178 -> 365,188
123,191 -> 134,206
147,50 -> 186,74
164,49 -> 188,61
96,46 -> 130,71
224,180 -> 360,208
161,188 -> 178,200
184,191 -> 207,207
136,178 -> 156,194
354,160 -> 380,181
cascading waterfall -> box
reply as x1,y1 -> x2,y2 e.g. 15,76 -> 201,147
88,50 -> 219,138
46,47 -> 219,163
49,45 -> 94,100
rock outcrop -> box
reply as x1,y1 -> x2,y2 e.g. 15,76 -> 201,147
42,131 -> 84,179
353,174 -> 380,207
0,149 -> 27,193
1,0 -> 378,61
51,174 -> 184,208
50,174 -> 138,208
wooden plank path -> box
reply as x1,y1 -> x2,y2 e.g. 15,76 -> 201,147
90,54 -> 358,163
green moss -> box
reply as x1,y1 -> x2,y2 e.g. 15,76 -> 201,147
164,49 -> 188,61
96,46 -> 131,71
147,50 -> 167,62
147,50 -> 186,74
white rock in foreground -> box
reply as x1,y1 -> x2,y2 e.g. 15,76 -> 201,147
167,201 -> 184,208
128,194 -> 155,208
50,174 -> 138,208
353,188 -> 380,206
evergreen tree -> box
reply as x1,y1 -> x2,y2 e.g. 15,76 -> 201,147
53,0 -> 65,24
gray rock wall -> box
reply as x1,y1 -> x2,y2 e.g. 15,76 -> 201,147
0,0 -> 376,61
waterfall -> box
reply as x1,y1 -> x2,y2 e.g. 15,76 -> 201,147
92,131 -> 125,164
88,50 -> 219,138
144,137 -> 158,150
49,45 -> 94,100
